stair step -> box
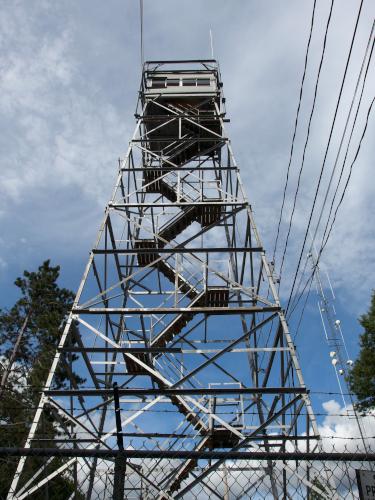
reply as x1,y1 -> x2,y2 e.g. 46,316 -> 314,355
143,170 -> 190,203
158,389 -> 208,436
168,459 -> 198,493
151,292 -> 204,349
166,431 -> 240,494
159,206 -> 199,243
167,436 -> 213,495
143,171 -> 224,231
157,261 -> 198,300
210,428 -> 241,449
157,202 -> 224,245
198,203 -> 222,227
166,429 -> 239,494
134,240 -> 159,266
143,169 -> 168,193
151,312 -> 194,349
124,353 -> 152,376
134,240 -> 198,300
151,287 -> 229,350
196,287 -> 229,308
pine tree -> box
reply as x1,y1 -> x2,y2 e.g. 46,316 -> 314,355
309,476 -> 327,499
0,260 -> 84,498
348,291 -> 375,412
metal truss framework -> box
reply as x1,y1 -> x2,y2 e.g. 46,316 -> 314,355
9,60 -> 325,499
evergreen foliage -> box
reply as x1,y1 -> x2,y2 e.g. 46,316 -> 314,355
0,260 -> 84,498
309,476 -> 327,499
348,291 -> 375,412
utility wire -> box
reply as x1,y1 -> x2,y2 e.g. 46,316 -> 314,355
288,28 -> 374,316
272,0 -> 317,263
290,23 -> 375,314
309,21 -> 375,262
285,67 -> 374,453
288,97 -> 374,322
290,275 -> 315,334
320,97 -> 374,255
286,0 -> 364,313
140,0 -> 144,69
319,33 -> 374,251
278,0 -> 335,285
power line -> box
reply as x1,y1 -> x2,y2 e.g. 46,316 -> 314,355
288,26 -> 374,316
286,0 -> 364,313
272,0 -> 317,263
277,0 -> 335,285
289,273 -> 314,336
308,21 -> 375,253
279,67 -> 374,450
139,0 -> 144,69
288,92 -> 375,320
320,96 -> 374,255
319,34 -> 374,251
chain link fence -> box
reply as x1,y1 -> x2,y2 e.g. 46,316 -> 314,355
1,443 -> 374,499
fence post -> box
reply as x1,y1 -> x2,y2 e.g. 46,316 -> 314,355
113,382 -> 126,500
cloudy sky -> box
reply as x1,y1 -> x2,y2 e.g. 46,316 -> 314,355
1,0 -> 374,435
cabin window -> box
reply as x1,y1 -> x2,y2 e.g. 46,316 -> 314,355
182,78 -> 197,86
167,78 -> 180,87
197,78 -> 210,86
150,78 -> 166,88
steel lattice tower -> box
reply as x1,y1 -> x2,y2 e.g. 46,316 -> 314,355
9,60 -> 323,499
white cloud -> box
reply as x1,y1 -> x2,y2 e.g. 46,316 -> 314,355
319,399 -> 375,452
0,2 -> 131,211
0,0 -> 373,313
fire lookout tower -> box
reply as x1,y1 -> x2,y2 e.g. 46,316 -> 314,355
9,60 -> 322,499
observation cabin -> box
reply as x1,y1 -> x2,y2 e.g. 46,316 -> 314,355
139,60 -> 225,168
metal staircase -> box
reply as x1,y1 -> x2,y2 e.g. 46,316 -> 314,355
130,165 -> 238,493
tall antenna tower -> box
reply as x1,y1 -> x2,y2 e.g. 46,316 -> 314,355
9,60 -> 324,499
309,250 -> 369,452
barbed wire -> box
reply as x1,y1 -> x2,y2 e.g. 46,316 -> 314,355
0,407 -> 372,418
0,382 -> 366,397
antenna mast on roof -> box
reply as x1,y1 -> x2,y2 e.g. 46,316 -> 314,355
209,29 -> 214,58
140,0 -> 144,68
